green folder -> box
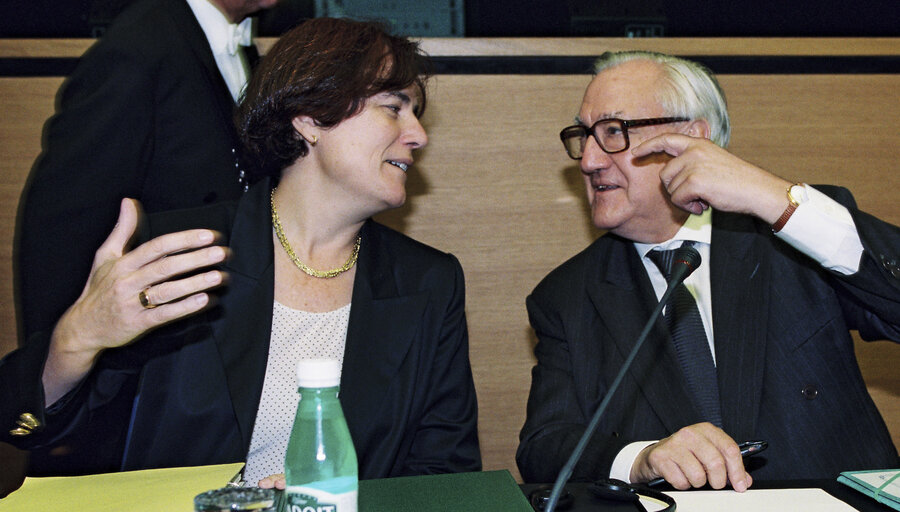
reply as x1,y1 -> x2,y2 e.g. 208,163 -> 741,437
837,468 -> 900,511
358,470 -> 533,511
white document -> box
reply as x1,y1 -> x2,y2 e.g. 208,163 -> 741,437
638,488 -> 857,512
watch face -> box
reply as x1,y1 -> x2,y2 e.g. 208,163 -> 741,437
788,184 -> 807,205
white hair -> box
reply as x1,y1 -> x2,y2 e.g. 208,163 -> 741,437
593,51 -> 731,148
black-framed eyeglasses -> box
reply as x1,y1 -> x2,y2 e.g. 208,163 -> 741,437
559,117 -> 689,159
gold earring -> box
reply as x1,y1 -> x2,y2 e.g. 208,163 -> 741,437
309,135 -> 318,145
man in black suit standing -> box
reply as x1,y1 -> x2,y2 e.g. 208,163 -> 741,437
16,0 -> 276,344
13,0 -> 276,474
517,51 -> 900,490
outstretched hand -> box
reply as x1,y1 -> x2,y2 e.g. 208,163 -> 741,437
44,198 -> 228,404
630,422 -> 752,492
632,134 -> 792,223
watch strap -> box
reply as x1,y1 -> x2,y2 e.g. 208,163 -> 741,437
772,183 -> 804,233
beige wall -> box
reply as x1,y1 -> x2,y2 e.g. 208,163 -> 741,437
0,39 -> 898,491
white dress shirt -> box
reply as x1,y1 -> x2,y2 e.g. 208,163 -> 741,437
610,184 -> 865,482
185,0 -> 252,102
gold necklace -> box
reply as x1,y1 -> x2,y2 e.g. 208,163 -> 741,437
270,188 -> 361,279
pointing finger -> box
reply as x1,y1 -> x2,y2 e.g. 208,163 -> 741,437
632,133 -> 692,159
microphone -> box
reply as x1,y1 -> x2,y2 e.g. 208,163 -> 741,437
542,243 -> 702,512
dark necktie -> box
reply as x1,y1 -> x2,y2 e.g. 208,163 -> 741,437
648,243 -> 723,428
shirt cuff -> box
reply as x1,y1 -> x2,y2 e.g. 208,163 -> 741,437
775,185 -> 864,274
610,440 -> 657,482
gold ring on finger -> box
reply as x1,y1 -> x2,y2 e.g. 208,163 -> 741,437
138,287 -> 156,309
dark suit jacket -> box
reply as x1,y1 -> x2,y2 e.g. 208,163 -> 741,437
517,186 -> 900,483
1,180 -> 481,478
16,0 -> 246,343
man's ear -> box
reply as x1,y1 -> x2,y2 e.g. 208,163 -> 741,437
291,116 -> 320,145
687,118 -> 711,140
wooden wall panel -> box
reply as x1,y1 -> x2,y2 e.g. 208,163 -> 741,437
5,37 -> 898,59
0,77 -> 61,343
0,40 -> 897,490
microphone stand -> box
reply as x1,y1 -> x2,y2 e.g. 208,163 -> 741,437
543,245 -> 701,512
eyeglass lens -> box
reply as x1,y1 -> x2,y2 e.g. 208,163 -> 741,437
561,119 -> 628,159
593,119 -> 628,153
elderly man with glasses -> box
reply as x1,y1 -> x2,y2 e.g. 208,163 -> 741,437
517,51 -> 900,491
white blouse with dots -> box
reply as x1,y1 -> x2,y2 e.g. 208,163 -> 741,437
242,300 -> 351,484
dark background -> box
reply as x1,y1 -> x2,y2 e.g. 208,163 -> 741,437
2,0 -> 898,38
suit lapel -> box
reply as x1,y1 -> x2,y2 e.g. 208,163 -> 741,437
209,182 -> 275,449
340,222 -> 426,436
586,237 -> 700,432
244,43 -> 261,70
709,214 -> 768,440
166,0 -> 238,133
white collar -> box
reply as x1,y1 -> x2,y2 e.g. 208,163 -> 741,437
185,0 -> 253,56
634,208 -> 713,258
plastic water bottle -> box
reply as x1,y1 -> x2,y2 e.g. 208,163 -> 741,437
283,359 -> 358,512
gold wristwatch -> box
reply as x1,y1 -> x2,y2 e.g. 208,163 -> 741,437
772,183 -> 806,233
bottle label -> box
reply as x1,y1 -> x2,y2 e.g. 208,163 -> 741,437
284,484 -> 357,512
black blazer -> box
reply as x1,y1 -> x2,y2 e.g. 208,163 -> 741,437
517,186 -> 900,483
2,181 -> 481,478
16,0 -> 246,342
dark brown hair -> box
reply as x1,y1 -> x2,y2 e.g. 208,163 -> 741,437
236,17 -> 430,179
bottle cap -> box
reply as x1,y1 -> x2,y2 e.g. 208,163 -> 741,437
296,359 -> 341,388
